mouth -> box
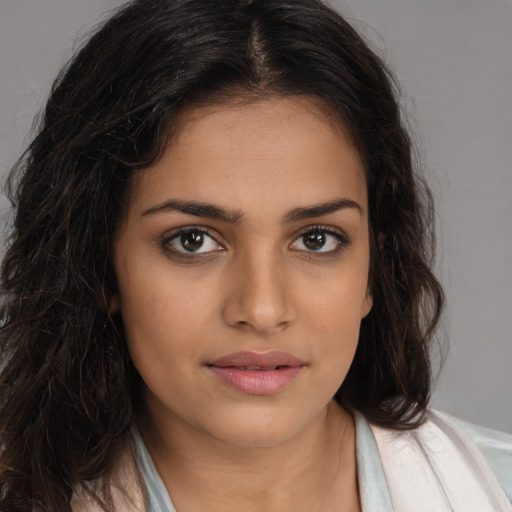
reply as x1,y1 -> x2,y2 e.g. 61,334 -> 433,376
206,351 -> 305,395
219,365 -> 287,370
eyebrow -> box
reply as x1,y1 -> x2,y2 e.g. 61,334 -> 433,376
141,197 -> 361,223
282,198 -> 362,223
141,199 -> 244,223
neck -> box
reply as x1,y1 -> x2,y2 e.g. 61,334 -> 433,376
138,400 -> 360,512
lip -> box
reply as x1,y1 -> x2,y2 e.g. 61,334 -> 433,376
206,350 -> 305,395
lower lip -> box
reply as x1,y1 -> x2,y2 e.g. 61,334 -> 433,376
207,366 -> 303,395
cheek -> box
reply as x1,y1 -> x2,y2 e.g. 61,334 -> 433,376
299,261 -> 369,369
116,259 -> 225,377
118,254 -> 218,331
306,267 -> 369,332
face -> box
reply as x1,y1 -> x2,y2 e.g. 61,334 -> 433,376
113,97 -> 371,448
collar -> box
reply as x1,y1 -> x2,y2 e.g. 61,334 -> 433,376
131,413 -> 394,512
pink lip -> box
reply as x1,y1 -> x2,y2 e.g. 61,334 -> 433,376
206,350 -> 305,395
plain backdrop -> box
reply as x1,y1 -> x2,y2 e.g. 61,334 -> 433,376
0,0 -> 511,432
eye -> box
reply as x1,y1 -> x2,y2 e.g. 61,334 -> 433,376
164,227 -> 223,255
290,227 -> 349,254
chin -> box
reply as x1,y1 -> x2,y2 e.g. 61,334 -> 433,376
212,427 -> 297,449
199,403 -> 319,449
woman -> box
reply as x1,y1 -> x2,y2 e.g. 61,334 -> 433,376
0,0 -> 510,511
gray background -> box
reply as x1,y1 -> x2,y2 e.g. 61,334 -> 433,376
1,0 -> 510,431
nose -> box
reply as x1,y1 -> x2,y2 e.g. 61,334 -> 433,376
221,249 -> 295,335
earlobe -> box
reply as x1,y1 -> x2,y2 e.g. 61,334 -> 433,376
109,294 -> 121,314
361,293 -> 373,318
378,233 -> 385,252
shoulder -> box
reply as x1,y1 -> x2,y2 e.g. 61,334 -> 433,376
446,411 -> 512,503
369,409 -> 512,512
71,440 -> 145,512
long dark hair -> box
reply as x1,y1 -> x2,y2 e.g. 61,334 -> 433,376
0,0 -> 443,510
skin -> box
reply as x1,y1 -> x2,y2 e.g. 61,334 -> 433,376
112,96 -> 371,512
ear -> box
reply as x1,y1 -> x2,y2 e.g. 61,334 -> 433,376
361,292 -> 373,318
378,233 -> 385,251
109,293 -> 121,314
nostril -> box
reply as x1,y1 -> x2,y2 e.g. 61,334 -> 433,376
221,282 -> 295,333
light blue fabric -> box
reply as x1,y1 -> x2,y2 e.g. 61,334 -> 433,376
353,411 -> 394,511
131,430 -> 177,512
131,412 -> 512,512
131,418 -> 393,512
451,416 -> 512,504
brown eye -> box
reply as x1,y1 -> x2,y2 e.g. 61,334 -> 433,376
303,230 -> 326,251
180,231 -> 204,252
290,227 -> 349,255
166,228 -> 222,255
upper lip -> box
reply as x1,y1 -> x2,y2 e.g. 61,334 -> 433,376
207,350 -> 305,368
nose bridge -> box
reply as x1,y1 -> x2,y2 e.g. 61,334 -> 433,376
222,245 -> 293,333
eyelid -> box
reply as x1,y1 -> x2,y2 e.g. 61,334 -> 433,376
159,223 -> 351,262
161,225 -> 219,243
289,224 -> 351,255
160,226 -> 225,259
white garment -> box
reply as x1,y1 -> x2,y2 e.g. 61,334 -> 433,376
72,409 -> 512,511
368,410 -> 512,511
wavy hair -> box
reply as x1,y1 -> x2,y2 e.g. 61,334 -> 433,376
0,0 -> 443,510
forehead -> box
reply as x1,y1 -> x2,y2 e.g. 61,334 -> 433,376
127,96 -> 367,219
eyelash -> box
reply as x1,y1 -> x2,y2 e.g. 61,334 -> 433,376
291,225 -> 351,259
160,226 -> 221,261
160,225 -> 351,261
